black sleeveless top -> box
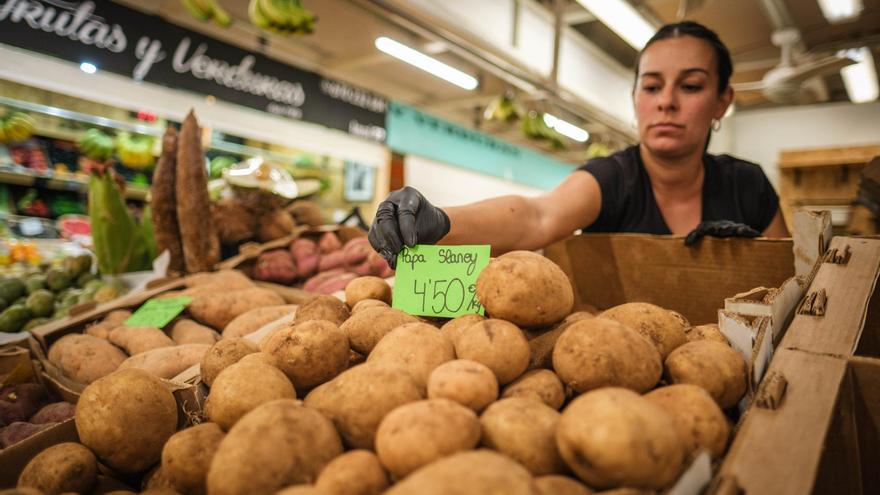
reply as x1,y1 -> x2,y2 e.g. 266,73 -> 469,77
578,145 -> 779,234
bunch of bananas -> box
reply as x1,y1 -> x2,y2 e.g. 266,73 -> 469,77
483,94 -> 523,123
182,0 -> 232,27
0,112 -> 36,143
78,129 -> 115,162
521,112 -> 566,150
116,133 -> 156,170
249,0 -> 316,35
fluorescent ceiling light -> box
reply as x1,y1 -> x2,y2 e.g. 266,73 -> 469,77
544,113 -> 589,142
79,62 -> 97,74
816,0 -> 863,23
840,47 -> 878,103
375,36 -> 478,90
573,0 -> 655,49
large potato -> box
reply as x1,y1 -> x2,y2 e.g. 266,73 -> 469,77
552,318 -> 661,394
645,384 -> 731,458
384,450 -> 538,495
169,319 -> 219,345
200,338 -> 258,387
205,361 -> 297,431
685,323 -> 729,345
367,323 -> 454,392
476,251 -> 573,328
556,388 -> 685,489
664,341 -> 747,409
427,359 -> 498,413
263,320 -> 350,391
295,295 -> 350,326
17,442 -> 97,494
501,369 -> 566,410
600,303 -> 687,359
47,334 -> 127,384
439,314 -> 485,345
188,287 -> 285,330
315,450 -> 389,495
118,344 -> 210,380
207,399 -> 343,495
351,298 -> 389,314
534,476 -> 593,495
109,326 -> 175,355
340,307 -> 419,354
345,276 -> 392,307
376,399 -> 481,478
480,398 -> 565,475
304,363 -> 422,449
454,319 -> 529,385
221,305 -> 297,339
161,422 -> 225,495
76,369 -> 178,473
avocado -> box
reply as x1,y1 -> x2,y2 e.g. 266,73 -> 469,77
76,271 -> 97,288
84,279 -> 104,291
25,290 -> 55,317
0,306 -> 32,333
46,268 -> 72,292
60,290 -> 82,308
23,317 -> 49,332
0,278 -> 26,302
94,285 -> 121,304
25,274 -> 47,294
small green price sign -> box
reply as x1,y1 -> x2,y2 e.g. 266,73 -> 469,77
124,297 -> 192,328
392,245 -> 490,318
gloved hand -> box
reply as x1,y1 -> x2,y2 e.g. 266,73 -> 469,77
369,186 -> 450,268
684,220 -> 761,246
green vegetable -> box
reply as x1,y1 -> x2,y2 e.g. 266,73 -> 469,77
0,306 -> 32,333
94,285 -> 121,303
77,272 -> 97,288
0,278 -> 26,302
78,288 -> 97,304
89,171 -> 154,275
46,268 -> 72,292
25,290 -> 55,317
25,274 -> 47,294
84,279 -> 104,291
61,290 -> 82,308
0,297 -> 6,311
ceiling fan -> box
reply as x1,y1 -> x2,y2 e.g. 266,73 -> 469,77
733,28 -> 856,104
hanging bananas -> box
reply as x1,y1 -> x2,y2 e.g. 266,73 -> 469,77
115,132 -> 156,170
521,112 -> 566,150
0,112 -> 36,143
181,0 -> 232,27
248,0 -> 316,35
484,94 -> 523,123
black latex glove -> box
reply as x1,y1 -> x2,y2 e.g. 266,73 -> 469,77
684,220 -> 761,246
369,186 -> 450,268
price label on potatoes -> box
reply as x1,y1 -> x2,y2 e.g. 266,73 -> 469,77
124,297 -> 192,328
393,245 -> 490,318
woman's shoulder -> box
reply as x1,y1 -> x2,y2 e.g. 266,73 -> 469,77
707,153 -> 771,184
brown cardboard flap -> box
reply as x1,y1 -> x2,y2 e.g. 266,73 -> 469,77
0,418 -> 78,488
545,234 -> 794,325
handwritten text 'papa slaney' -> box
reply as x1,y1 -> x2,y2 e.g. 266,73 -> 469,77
399,249 -> 480,276
0,0 -> 305,107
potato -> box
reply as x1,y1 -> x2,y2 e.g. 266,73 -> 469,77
188,287 -> 285,330
18,442 -> 96,494
351,298 -> 389,314
275,486 -> 323,495
600,303 -> 687,359
367,323 -> 454,392
207,399 -> 343,495
427,359 -> 498,413
91,474 -> 137,494
453,319 -> 529,385
384,450 -> 537,495
475,251 -> 574,328
501,369 -> 565,410
85,321 -> 116,340
47,334 -> 127,384
161,422 -> 225,495
186,270 -> 254,289
534,476 -> 593,495
200,339 -> 258,387
205,361 -> 297,431
237,352 -> 274,367
685,323 -> 729,345
118,344 -> 210,379
30,402 -> 76,424
376,399 -> 480,478
142,465 -> 176,491
304,363 -> 422,449
439,314 -> 485,346
315,450 -> 389,495
295,295 -> 350,326
527,326 -> 566,370
109,326 -> 175,355
645,384 -> 730,458
480,398 -> 565,475
0,422 -> 54,447
76,369 -> 178,473
170,319 -> 219,345
556,388 -> 685,489
664,341 -> 747,409
262,320 -> 349,391
344,276 -> 392,308
104,310 -> 133,327
221,305 -> 298,339
552,318 -> 661,394
340,307 -> 419,355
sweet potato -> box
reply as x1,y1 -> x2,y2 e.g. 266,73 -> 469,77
303,269 -> 345,293
151,126 -> 184,273
176,111 -> 220,273
185,270 -> 254,289
318,232 -> 343,254
257,209 -> 296,243
0,422 -> 55,447
315,272 -> 357,295
85,321 -> 116,340
288,200 -> 324,227
0,384 -> 47,424
318,251 -> 346,272
30,402 -> 75,424
47,334 -> 126,384
222,305 -> 298,339
109,326 -> 175,355
253,250 -> 298,285
104,310 -> 133,327
290,238 -> 320,278
187,287 -> 285,330
170,319 -> 219,345
118,344 -> 210,379
342,237 -> 371,267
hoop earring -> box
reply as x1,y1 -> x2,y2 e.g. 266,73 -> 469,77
711,119 -> 722,132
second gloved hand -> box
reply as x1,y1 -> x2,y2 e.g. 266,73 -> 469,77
368,186 -> 450,268
684,220 -> 761,246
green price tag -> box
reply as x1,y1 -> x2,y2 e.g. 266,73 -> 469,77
392,245 -> 490,318
124,297 -> 192,328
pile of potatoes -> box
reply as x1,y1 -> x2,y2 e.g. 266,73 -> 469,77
15,252 -> 748,495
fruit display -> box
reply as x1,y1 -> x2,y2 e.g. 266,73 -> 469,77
248,0 -> 317,35
521,111 -> 566,150
115,132 -> 156,170
76,128 -> 115,162
182,0 -> 232,27
0,254 -> 126,333
7,253 -> 752,494
0,112 -> 36,143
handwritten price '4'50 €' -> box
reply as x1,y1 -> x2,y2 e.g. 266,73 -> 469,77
412,278 -> 482,314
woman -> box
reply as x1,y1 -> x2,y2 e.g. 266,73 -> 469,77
369,21 -> 789,266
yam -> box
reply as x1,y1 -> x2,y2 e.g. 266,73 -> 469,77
294,295 -> 349,326
118,344 -> 210,379
340,307 -> 419,355
18,442 -> 97,494
479,398 -> 565,475
645,384 -> 731,458
315,450 -> 388,495
199,339 -> 258,387
205,361 -> 297,431
344,276 -> 392,308
475,251 -> 573,328
151,126 -> 184,274
75,369 -> 178,473
188,287 -> 285,330
501,369 -> 565,410
47,334 -> 126,384
453,319 -> 529,385
367,323 -> 454,392
552,318 -> 661,394
222,305 -> 298,339
600,303 -> 688,359
170,319 -> 219,345
185,270 -> 253,289
664,341 -> 747,409
427,359 -> 498,413
161,422 -> 225,495
109,326 -> 175,355
384,450 -> 537,495
262,320 -> 350,390
0,422 -> 55,448
30,402 -> 76,424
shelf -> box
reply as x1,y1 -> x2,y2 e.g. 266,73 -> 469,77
0,166 -> 149,201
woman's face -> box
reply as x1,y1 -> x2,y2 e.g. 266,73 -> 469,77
633,36 -> 733,158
